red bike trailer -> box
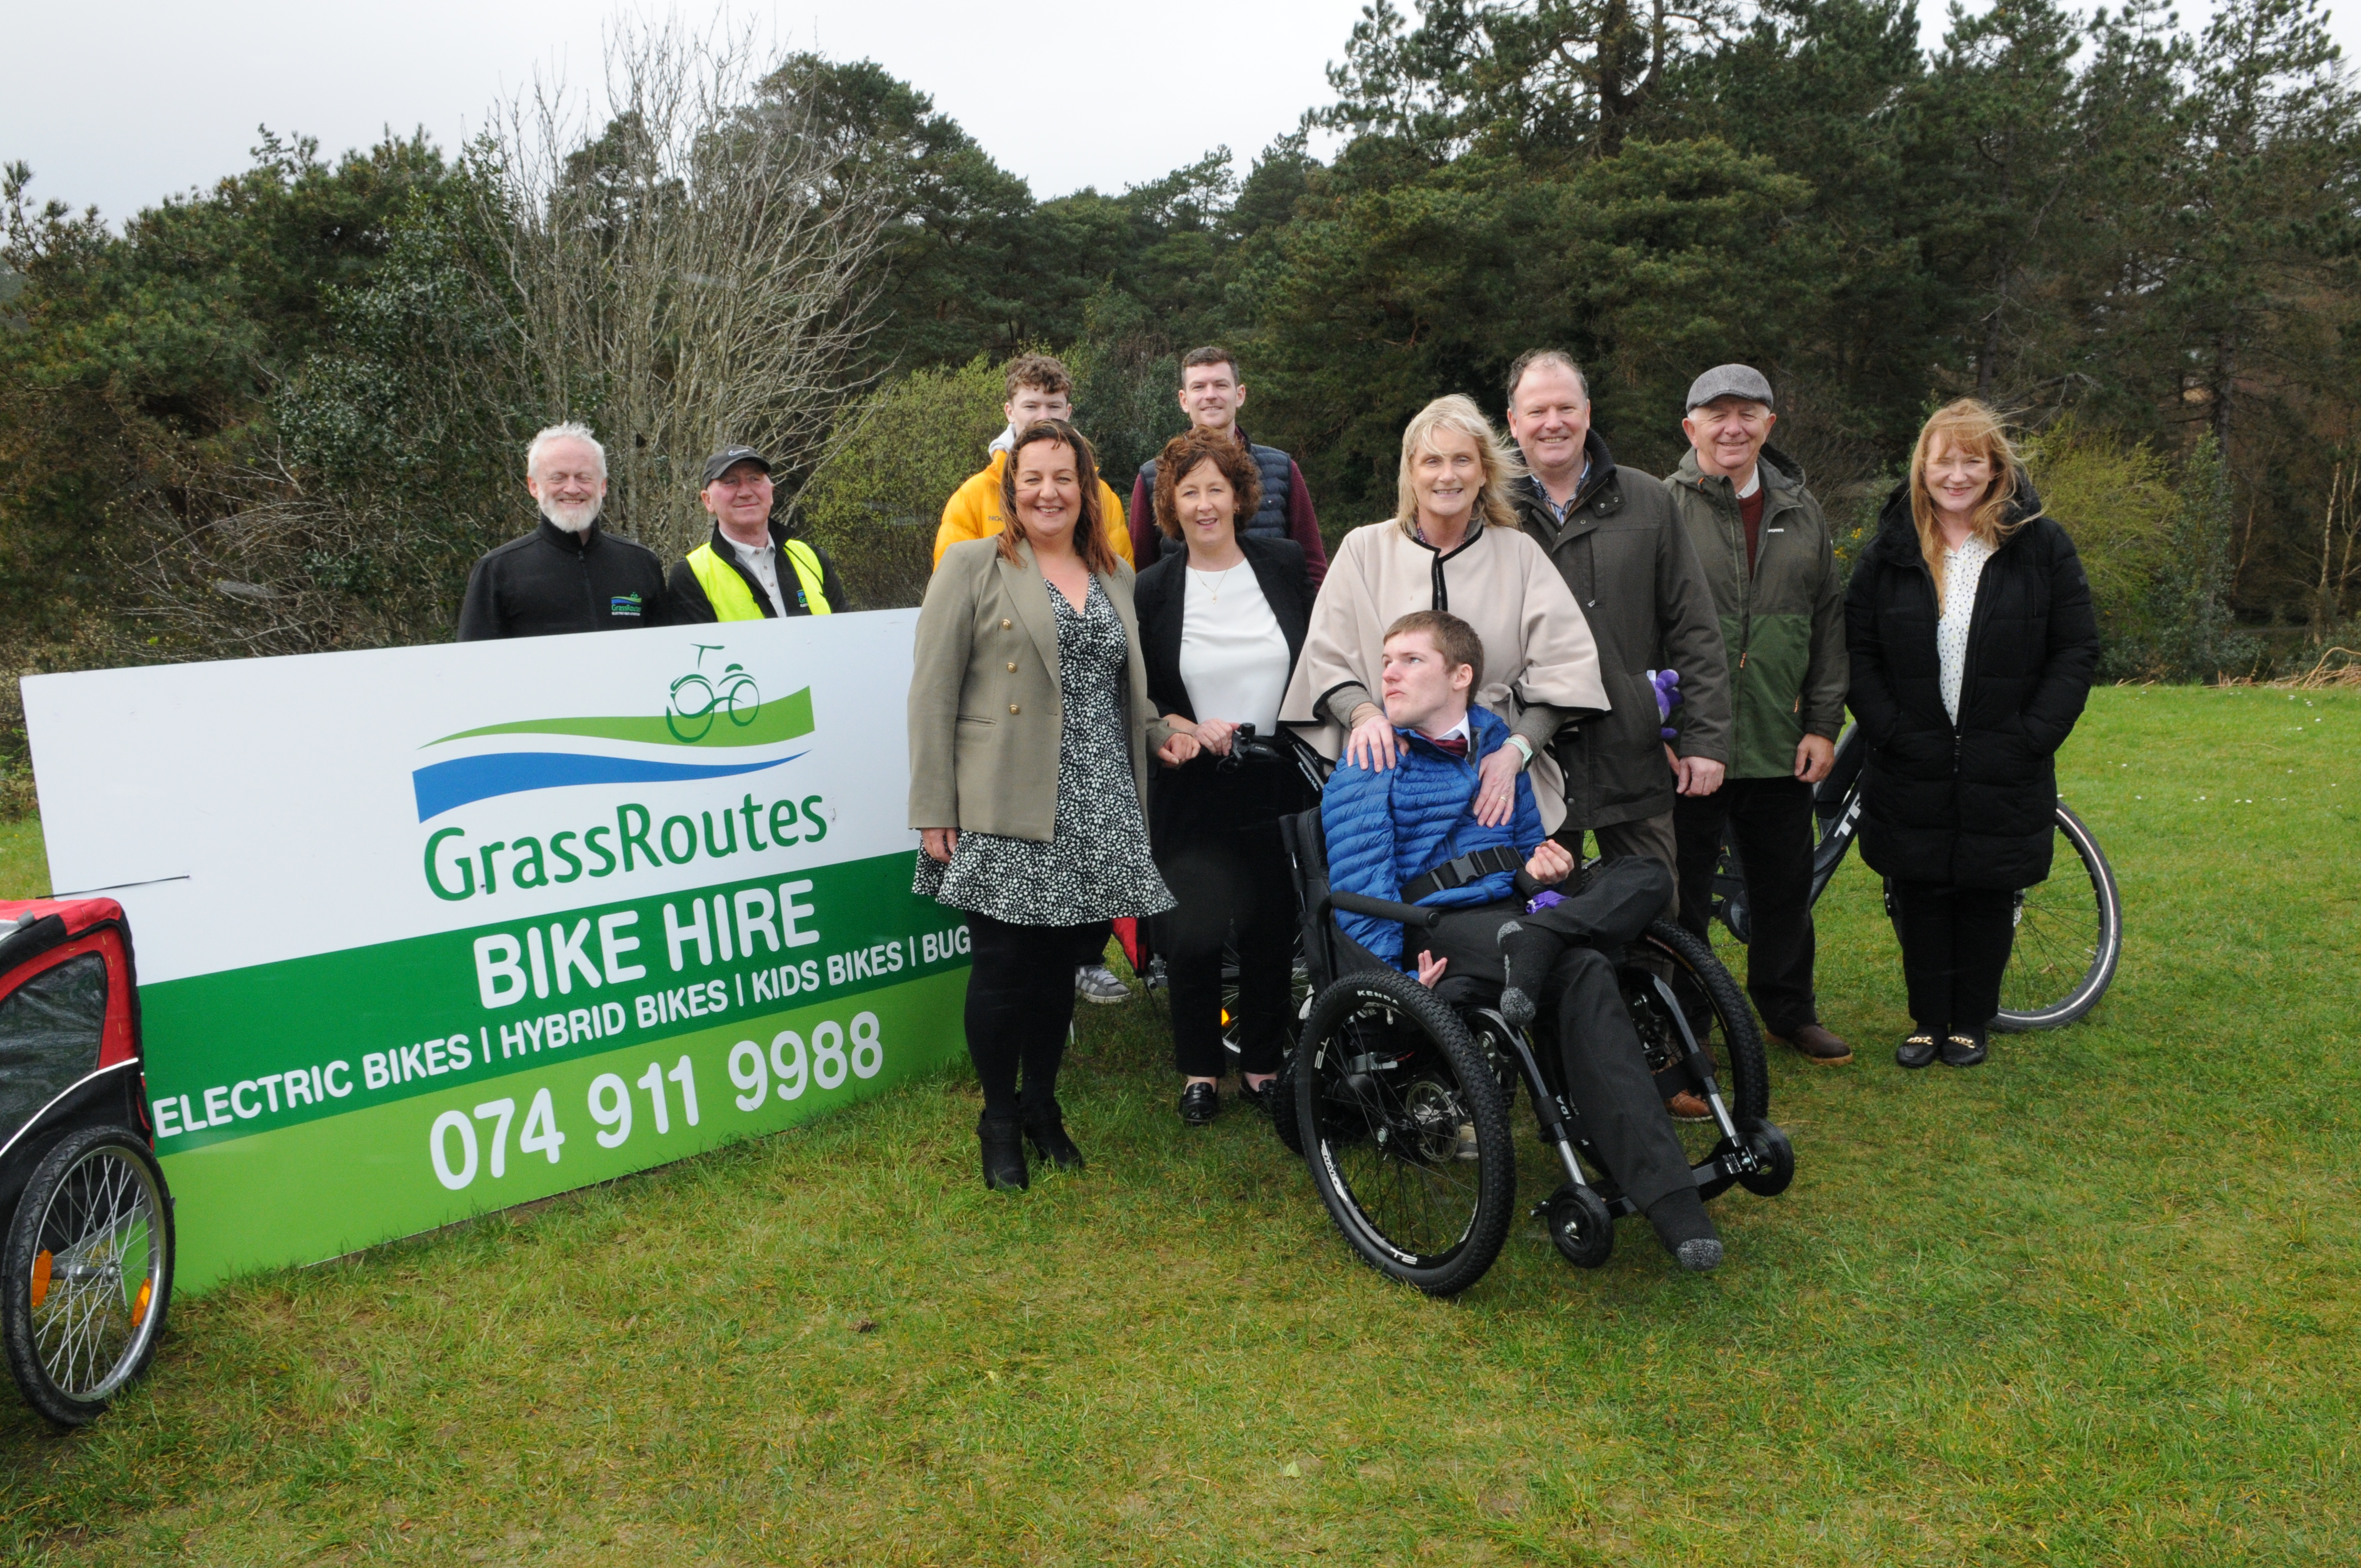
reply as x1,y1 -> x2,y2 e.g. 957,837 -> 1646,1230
0,897 -> 174,1427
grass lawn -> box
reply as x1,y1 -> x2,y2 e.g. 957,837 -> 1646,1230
0,818 -> 46,902
0,685 -> 2354,1565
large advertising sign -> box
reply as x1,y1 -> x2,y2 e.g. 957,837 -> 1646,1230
20,612 -> 967,1291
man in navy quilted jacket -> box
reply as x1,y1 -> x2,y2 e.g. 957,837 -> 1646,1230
1320,610 -> 1721,1270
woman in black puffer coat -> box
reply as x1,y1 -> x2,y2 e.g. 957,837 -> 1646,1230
1845,400 -> 2102,1068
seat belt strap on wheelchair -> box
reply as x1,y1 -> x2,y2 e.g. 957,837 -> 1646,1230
1401,846 -> 1524,904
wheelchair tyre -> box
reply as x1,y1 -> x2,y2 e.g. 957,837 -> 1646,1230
1544,1184 -> 1614,1270
3,1125 -> 174,1427
1267,1049 -> 1305,1157
1295,966 -> 1515,1297
1736,1118 -> 1794,1198
1633,918 -> 1770,1126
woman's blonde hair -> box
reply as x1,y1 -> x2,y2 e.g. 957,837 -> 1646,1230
1909,399 -> 2039,607
1395,394 -> 1526,538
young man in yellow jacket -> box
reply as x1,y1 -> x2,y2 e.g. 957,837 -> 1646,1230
672,445 -> 849,621
932,354 -> 1133,570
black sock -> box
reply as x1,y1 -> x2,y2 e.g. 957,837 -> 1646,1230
1497,919 -> 1565,1028
1645,1188 -> 1722,1271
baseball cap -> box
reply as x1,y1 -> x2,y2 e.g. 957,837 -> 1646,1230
701,446 -> 772,486
1684,364 -> 1775,411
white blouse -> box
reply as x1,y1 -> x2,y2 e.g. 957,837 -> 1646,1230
1937,535 -> 1994,724
1179,562 -> 1290,733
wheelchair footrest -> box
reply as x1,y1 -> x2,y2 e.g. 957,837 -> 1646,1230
1692,1140 -> 1761,1189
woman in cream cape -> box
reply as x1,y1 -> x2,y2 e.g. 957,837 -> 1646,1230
1279,395 -> 1607,834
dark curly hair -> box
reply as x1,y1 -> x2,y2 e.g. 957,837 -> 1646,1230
997,420 -> 1116,573
1151,427 -> 1264,541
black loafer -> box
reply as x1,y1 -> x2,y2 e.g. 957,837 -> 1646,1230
1237,1076 -> 1277,1110
1895,1033 -> 1940,1070
1179,1082 -> 1220,1126
1940,1031 -> 1989,1067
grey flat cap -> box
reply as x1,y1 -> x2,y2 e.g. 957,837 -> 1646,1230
1685,364 -> 1775,411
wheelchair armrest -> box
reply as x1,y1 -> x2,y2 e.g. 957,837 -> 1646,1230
1328,890 -> 1444,930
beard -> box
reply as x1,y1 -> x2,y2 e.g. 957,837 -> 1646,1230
538,494 -> 601,534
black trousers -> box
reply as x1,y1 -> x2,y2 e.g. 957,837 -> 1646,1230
1674,776 -> 1820,1036
964,912 -> 1085,1120
1427,858 -> 1693,1212
1155,824 -> 1297,1077
1070,919 -> 1114,969
1889,880 -> 2016,1038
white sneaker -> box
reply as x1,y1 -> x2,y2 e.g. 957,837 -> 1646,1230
1075,963 -> 1131,1005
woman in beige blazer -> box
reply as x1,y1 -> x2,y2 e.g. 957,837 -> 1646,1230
1278,395 -> 1608,836
909,420 -> 1179,1191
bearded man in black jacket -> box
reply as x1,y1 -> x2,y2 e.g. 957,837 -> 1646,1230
457,423 -> 671,640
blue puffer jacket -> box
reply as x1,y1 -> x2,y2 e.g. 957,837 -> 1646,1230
1321,706 -> 1547,966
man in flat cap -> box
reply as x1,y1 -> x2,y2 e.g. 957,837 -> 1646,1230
458,422 -> 671,639
671,445 -> 850,622
1664,364 -> 1852,1065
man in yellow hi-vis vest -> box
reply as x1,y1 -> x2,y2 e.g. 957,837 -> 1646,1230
671,445 -> 849,622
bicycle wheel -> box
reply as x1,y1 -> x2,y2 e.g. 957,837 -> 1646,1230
2,1125 -> 174,1427
720,668 -> 761,729
1626,919 -> 1770,1197
666,674 -> 716,743
1994,803 -> 2121,1031
1296,967 -> 1516,1297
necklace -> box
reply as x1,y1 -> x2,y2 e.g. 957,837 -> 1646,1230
1189,562 -> 1242,602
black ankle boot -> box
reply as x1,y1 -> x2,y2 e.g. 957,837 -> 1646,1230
1021,1102 -> 1086,1170
1496,919 -> 1563,1030
978,1115 -> 1029,1191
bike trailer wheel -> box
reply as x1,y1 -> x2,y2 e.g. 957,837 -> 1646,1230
2,1124 -> 174,1427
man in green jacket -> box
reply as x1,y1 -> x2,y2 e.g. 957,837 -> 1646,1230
1664,366 -> 1852,1064
1504,350 -> 1731,910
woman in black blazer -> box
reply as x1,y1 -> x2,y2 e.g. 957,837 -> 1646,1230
1846,399 -> 2101,1069
1132,427 -> 1316,1126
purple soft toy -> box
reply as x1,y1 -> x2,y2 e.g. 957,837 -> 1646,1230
1652,667 -> 1682,741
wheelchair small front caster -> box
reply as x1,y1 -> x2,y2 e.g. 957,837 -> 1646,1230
1544,1184 -> 1615,1269
1736,1118 -> 1794,1197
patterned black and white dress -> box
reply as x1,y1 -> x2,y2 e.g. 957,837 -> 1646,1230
915,576 -> 1175,926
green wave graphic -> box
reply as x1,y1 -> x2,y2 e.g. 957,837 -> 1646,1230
426,687 -> 814,749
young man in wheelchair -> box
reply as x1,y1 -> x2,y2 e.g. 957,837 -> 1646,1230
1321,611 -> 1725,1271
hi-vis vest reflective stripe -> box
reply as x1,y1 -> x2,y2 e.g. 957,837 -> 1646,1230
684,539 -> 831,619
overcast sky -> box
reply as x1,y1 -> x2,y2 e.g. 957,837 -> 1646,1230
6,0 -> 2355,226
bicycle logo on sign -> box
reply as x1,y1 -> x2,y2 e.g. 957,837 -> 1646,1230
667,644 -> 760,743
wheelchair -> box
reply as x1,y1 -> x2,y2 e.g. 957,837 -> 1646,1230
1265,806 -> 1795,1297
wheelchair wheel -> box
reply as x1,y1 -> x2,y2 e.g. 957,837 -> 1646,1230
1295,966 -> 1515,1297
1736,1118 -> 1794,1197
2,1125 -> 174,1427
1544,1184 -> 1614,1270
1627,919 -> 1770,1196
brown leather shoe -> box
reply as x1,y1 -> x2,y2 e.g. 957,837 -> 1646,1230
1777,1023 -> 1854,1065
1666,1090 -> 1712,1121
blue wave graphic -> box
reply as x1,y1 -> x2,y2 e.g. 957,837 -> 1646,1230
413,749 -> 807,821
